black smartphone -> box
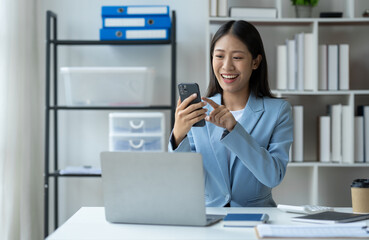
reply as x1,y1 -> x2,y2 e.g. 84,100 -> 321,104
178,83 -> 206,127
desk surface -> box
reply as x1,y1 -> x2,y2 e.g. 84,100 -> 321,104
46,207 -> 356,240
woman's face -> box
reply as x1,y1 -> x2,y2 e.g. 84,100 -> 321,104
212,33 -> 260,96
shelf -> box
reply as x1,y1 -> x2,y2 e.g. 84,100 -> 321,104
209,17 -> 369,25
44,9 -> 177,237
50,39 -> 171,45
272,90 -> 369,96
48,106 -> 172,110
288,162 -> 369,167
49,172 -> 101,177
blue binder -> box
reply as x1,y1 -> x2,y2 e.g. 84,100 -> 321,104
102,5 -> 169,17
102,16 -> 171,28
100,28 -> 170,41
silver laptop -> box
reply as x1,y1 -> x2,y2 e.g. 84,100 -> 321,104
100,152 -> 224,226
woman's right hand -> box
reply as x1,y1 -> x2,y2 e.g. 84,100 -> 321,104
172,93 -> 207,147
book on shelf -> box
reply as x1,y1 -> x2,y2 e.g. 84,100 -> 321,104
210,0 -> 217,17
295,32 -> 304,91
330,104 -> 342,163
354,116 -> 364,163
292,105 -> 303,162
319,116 -> 331,163
276,45 -> 287,90
279,32 -> 315,91
229,7 -> 277,18
304,33 -> 315,91
318,45 -> 328,90
217,0 -> 228,17
339,44 -> 349,90
341,105 -> 354,164
286,39 -> 296,90
328,45 -> 338,91
364,106 -> 369,163
358,105 -> 369,163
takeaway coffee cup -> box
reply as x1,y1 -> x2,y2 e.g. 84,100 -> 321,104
351,179 -> 369,214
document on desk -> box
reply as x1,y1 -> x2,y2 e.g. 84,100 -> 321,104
255,222 -> 369,238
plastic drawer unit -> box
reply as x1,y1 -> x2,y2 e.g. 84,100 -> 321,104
109,112 -> 165,152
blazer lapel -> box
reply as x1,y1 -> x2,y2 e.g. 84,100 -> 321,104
229,92 -> 264,171
206,94 -> 231,191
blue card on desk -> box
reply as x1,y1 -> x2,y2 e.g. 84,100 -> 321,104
222,213 -> 269,227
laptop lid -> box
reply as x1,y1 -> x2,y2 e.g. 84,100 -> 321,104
100,152 -> 211,226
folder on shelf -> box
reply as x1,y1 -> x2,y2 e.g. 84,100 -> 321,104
102,16 -> 171,28
100,28 -> 169,41
102,5 -> 169,17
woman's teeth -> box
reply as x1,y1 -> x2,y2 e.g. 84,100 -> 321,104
222,74 -> 237,79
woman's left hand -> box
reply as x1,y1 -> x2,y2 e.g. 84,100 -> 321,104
202,97 -> 237,132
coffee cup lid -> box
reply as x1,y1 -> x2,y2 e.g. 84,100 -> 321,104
351,179 -> 369,188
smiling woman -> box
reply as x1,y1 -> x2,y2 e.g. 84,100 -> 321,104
0,0 -> 43,239
169,20 -> 293,208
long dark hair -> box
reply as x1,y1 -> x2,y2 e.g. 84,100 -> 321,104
207,20 -> 274,98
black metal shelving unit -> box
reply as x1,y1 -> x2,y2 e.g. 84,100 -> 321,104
44,10 -> 176,238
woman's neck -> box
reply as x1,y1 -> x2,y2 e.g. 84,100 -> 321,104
222,90 -> 250,111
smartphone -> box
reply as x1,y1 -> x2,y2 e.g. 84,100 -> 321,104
178,83 -> 206,127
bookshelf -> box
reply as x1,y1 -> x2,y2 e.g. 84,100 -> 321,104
207,0 -> 369,206
44,10 -> 177,237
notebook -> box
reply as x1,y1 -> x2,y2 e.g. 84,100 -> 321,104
100,151 -> 224,226
292,211 -> 369,224
222,213 -> 269,227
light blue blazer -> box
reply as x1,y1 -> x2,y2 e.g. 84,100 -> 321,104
168,92 -> 293,207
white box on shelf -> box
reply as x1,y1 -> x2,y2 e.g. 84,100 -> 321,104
229,7 -> 277,18
60,67 -> 154,106
109,112 -> 164,134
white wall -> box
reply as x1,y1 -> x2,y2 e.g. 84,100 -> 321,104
41,0 -> 208,230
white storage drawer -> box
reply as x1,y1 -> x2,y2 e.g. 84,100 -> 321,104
61,67 -> 154,106
109,112 -> 164,134
109,135 -> 163,152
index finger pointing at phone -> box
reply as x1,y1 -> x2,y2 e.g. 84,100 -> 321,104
202,97 -> 219,109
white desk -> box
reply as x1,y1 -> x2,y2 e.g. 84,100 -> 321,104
46,207 -> 356,240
